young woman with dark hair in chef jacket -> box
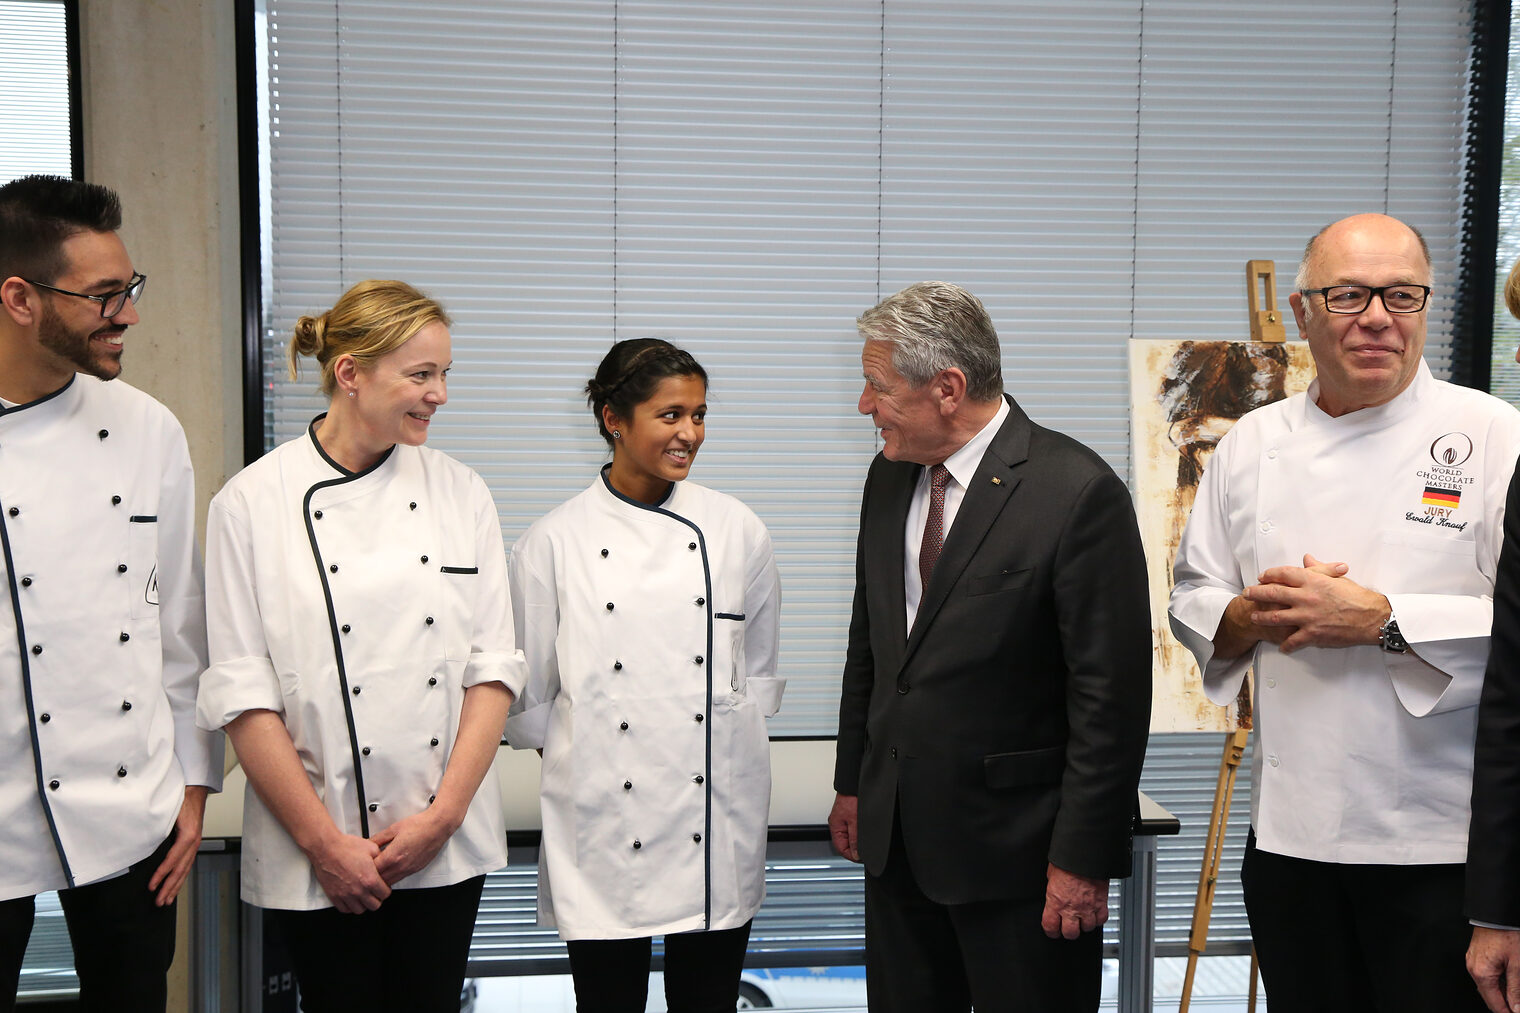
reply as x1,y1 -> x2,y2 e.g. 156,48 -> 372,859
195,280 -> 525,1012
506,338 -> 783,1013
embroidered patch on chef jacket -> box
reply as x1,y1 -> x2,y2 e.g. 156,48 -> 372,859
1421,486 -> 1461,509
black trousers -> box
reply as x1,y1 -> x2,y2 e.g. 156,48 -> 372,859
1241,829 -> 1486,1013
565,920 -> 753,1013
862,809 -> 1101,1013
269,874 -> 485,1013
0,832 -> 177,1013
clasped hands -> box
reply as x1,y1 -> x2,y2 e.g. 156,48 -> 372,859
306,807 -> 459,914
1223,552 -> 1391,656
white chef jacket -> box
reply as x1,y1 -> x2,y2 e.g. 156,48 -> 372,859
505,470 -> 783,940
1169,362 -> 1520,864
0,375 -> 223,901
197,420 -> 526,910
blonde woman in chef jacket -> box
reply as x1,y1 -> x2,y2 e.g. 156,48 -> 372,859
196,280 -> 525,1013
507,338 -> 783,1013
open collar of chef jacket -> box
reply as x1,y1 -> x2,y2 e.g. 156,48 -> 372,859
0,374 -> 77,421
594,462 -> 683,515
302,413 -> 398,504
1301,358 -> 1433,434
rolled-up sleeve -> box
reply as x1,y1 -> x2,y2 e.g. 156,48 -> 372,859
503,529 -> 560,750
197,496 -> 284,731
462,475 -> 527,697
743,521 -> 784,717
158,424 -> 224,789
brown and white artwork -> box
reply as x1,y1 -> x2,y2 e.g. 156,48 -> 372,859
1129,339 -> 1317,732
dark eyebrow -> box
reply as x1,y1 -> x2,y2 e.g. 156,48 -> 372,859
78,276 -> 131,294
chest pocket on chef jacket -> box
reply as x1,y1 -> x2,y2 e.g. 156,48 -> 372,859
439,565 -> 479,661
127,516 -> 160,620
716,612 -> 746,692
1372,529 -> 1488,597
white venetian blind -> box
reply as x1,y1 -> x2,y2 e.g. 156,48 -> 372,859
261,0 -> 1475,736
0,0 -> 72,182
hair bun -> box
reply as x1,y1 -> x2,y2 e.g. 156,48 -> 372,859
290,314 -> 327,359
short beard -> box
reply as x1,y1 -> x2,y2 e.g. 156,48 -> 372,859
38,298 -> 121,381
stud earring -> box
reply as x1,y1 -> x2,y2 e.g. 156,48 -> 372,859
611,429 -> 622,439
347,390 -> 356,398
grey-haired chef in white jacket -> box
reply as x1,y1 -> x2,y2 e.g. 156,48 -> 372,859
0,175 -> 223,1010
507,338 -> 782,1012
197,281 -> 524,1012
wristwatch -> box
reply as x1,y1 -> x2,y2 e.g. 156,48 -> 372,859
1378,613 -> 1409,654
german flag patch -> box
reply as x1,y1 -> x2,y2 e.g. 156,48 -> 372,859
1422,486 -> 1461,509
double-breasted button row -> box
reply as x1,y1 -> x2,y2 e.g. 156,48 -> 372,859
616,709 -> 712,733
38,701 -> 131,722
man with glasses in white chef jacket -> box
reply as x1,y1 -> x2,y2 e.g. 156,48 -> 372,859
0,175 -> 222,1012
1169,213 -> 1520,1012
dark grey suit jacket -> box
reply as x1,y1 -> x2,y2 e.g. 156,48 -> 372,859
1468,463 -> 1520,924
833,396 -> 1152,904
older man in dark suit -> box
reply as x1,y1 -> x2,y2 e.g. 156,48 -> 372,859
828,281 -> 1152,1013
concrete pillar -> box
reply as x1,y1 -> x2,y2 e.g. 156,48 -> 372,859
75,1 -> 244,1008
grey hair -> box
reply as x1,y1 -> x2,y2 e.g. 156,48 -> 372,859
1293,216 -> 1432,306
856,281 -> 1004,402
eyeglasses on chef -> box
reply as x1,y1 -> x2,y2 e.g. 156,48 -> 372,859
22,272 -> 147,318
1299,284 -> 1430,315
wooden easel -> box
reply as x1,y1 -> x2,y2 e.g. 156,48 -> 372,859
1178,721 -> 1256,1013
1246,259 -> 1287,344
1177,260 -> 1287,1013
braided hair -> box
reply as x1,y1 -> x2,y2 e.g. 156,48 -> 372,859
586,338 -> 708,447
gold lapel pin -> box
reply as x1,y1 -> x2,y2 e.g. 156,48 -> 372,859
991,477 -> 1003,486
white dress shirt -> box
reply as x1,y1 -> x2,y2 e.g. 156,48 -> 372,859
904,398 -> 1010,629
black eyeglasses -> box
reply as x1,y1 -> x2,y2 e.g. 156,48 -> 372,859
1300,284 -> 1430,315
22,272 -> 147,318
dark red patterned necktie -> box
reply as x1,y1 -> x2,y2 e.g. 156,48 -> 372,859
918,464 -> 952,591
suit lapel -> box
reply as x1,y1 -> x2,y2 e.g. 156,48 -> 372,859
875,460 -> 917,653
903,397 -> 1032,665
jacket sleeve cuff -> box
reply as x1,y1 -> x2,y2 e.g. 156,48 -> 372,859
504,701 -> 552,749
1168,590 -> 1251,705
172,723 -> 226,792
196,656 -> 283,730
463,648 -> 529,698
748,676 -> 785,717
1385,592 -> 1490,715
